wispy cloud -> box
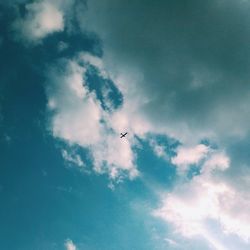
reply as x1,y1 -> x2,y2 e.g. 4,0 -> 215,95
61,149 -> 84,167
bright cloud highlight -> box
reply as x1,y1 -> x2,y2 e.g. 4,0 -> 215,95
154,148 -> 250,249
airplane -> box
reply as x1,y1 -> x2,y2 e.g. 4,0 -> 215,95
120,132 -> 128,138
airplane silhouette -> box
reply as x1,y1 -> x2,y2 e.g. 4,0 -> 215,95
120,132 -> 128,138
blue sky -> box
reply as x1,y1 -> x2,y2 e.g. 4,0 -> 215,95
1,1 -> 250,250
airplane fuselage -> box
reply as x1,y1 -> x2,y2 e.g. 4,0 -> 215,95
120,132 -> 127,138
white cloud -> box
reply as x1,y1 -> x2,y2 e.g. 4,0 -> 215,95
201,152 -> 230,174
13,0 -> 65,43
47,60 -> 102,146
45,51 -> 229,184
91,133 -> 138,179
46,53 -> 139,180
170,143 -> 230,175
5,0 -> 250,248
171,144 -> 210,172
64,239 -> 76,250
154,149 -> 250,249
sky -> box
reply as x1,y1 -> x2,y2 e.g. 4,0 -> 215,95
1,0 -> 250,249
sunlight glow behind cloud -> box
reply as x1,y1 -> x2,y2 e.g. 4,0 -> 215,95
154,148 -> 250,249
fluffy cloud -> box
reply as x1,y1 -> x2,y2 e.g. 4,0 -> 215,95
13,0 -> 65,42
153,148 -> 250,249
47,59 -> 102,146
64,239 -> 76,250
154,178 -> 250,249
46,53 -> 139,180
